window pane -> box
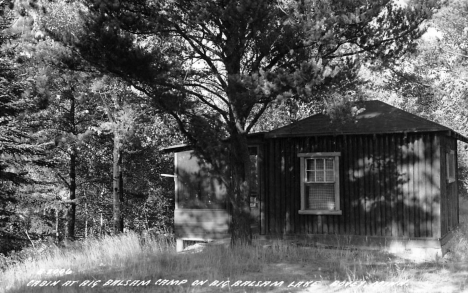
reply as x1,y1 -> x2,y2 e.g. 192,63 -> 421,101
325,158 -> 334,170
326,170 -> 334,182
316,159 -> 324,170
316,170 -> 324,182
306,159 -> 315,170
307,183 -> 335,210
306,171 -> 315,182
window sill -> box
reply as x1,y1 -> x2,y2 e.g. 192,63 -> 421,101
298,210 -> 342,215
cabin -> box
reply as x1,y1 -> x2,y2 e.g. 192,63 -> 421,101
163,100 -> 467,259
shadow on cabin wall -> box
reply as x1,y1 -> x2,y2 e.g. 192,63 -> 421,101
173,151 -> 230,241
173,147 -> 261,241
264,132 -> 458,241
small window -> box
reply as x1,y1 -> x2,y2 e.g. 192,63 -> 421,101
447,150 -> 456,183
298,153 -> 341,215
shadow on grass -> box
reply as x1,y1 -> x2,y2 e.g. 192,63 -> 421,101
4,238 -> 468,293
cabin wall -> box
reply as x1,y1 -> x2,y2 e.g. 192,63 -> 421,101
440,135 -> 459,238
261,133 -> 443,239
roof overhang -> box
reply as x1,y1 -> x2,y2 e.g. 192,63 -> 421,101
448,130 -> 468,144
160,132 -> 267,153
160,143 -> 191,153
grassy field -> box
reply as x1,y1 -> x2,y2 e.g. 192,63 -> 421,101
1,198 -> 468,293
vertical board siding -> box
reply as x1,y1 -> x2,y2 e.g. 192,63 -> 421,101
444,137 -> 459,235
402,134 -> 410,237
452,138 -> 458,230
267,139 -> 273,234
284,139 -> 291,234
426,134 -> 433,237
274,139 -> 281,234
432,135 -> 441,238
440,136 -> 447,237
414,135 -> 421,237
390,136 -> 398,237
376,136 -> 383,236
262,133 -> 442,239
408,135 -> 415,237
384,135 -> 391,237
261,143 -> 266,234
454,139 -> 459,229
343,136 -> 350,235
396,135 -> 404,237
364,136 -> 371,236
351,136 -> 358,235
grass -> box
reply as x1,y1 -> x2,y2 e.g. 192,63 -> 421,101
1,198 -> 468,293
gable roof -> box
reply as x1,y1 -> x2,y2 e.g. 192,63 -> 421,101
266,100 -> 468,142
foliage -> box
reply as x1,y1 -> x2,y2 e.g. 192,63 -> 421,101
361,0 -> 468,196
0,0 -> 58,252
0,0 -> 179,254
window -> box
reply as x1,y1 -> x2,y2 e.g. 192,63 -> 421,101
447,150 -> 456,183
298,152 -> 341,215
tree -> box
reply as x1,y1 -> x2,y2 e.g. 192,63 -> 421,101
0,0 -> 55,250
32,57 -> 98,240
89,77 -> 144,234
360,0 -> 468,196
77,0 -> 436,245
21,1 -> 101,239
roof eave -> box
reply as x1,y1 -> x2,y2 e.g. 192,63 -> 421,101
159,144 -> 191,153
161,132 -> 267,153
266,129 -> 463,139
449,130 -> 468,143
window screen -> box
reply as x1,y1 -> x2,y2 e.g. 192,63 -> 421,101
307,183 -> 335,210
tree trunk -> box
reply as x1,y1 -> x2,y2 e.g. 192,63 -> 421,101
229,132 -> 252,246
84,202 -> 88,238
100,212 -> 103,236
120,154 -> 124,230
55,209 -> 59,241
66,148 -> 76,240
112,135 -> 124,234
65,90 -> 77,240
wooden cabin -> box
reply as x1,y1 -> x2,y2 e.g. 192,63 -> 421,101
164,100 -> 467,258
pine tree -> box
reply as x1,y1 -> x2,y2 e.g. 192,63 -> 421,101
0,0 -> 53,250
76,0 -> 436,245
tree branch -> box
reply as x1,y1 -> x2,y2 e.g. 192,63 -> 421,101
173,23 -> 228,90
56,172 -> 70,188
246,102 -> 270,133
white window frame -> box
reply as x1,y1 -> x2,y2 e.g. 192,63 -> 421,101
298,152 -> 342,215
447,150 -> 456,183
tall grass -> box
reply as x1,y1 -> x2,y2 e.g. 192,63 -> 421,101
1,234 -> 406,293
447,197 -> 468,260
1,198 -> 467,293
0,232 -> 175,292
